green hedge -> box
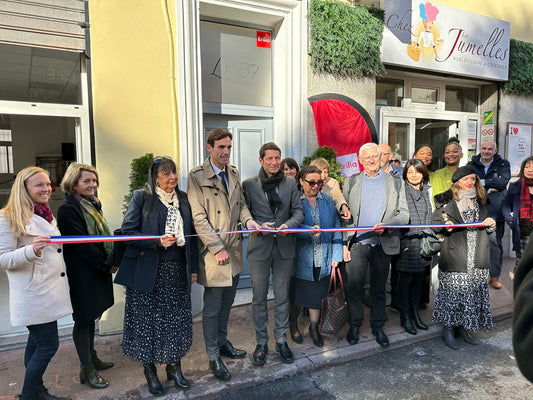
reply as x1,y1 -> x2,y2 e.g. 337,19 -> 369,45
504,39 -> 533,96
308,0 -> 385,78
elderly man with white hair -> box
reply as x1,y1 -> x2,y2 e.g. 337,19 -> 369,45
342,143 -> 409,347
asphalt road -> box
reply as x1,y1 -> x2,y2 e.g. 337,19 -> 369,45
215,317 -> 533,400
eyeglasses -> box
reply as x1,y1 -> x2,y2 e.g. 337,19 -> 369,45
361,155 -> 380,162
303,179 -> 323,187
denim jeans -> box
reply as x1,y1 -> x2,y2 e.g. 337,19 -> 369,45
22,320 -> 59,399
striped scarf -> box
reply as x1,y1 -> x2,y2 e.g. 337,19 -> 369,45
75,194 -> 113,255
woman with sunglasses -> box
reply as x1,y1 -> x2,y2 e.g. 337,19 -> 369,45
288,166 -> 343,347
115,156 -> 198,396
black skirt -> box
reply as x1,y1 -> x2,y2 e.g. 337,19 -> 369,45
122,259 -> 192,364
289,272 -> 330,310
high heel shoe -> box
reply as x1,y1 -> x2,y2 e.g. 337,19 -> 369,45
91,350 -> 113,370
309,324 -> 324,347
166,361 -> 190,390
290,326 -> 303,344
143,363 -> 164,396
79,364 -> 108,389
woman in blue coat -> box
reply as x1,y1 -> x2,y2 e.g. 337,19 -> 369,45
288,166 -> 343,347
115,156 -> 198,396
502,155 -> 533,274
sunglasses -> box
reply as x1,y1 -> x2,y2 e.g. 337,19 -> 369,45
303,179 -> 323,187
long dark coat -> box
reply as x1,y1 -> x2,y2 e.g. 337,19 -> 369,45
432,189 -> 491,273
57,194 -> 114,323
393,182 -> 432,273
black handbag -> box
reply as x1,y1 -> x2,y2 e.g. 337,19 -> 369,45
319,265 -> 350,337
106,228 -> 126,268
420,229 -> 441,258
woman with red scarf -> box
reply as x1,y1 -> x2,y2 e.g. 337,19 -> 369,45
0,167 -> 72,400
503,156 -> 533,275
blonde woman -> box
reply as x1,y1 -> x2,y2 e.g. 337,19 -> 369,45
57,163 -> 115,390
0,167 -> 72,400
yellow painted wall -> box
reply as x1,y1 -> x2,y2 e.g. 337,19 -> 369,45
88,0 -> 179,230
88,0 -> 179,332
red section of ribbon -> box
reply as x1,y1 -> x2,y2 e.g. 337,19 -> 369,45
310,98 -> 372,157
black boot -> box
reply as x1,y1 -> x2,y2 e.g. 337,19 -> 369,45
410,305 -> 428,330
442,326 -> 459,350
166,361 -> 190,390
400,312 -> 417,335
455,326 -> 478,345
289,304 -> 303,344
91,350 -> 113,370
143,363 -> 164,396
79,364 -> 108,389
309,322 -> 324,347
37,386 -> 71,400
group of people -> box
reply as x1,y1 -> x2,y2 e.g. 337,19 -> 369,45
1,129 -> 530,399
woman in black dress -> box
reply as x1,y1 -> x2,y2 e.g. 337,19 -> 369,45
58,163 -> 115,390
115,156 -> 198,396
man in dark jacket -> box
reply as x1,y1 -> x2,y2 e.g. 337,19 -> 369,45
467,140 -> 511,289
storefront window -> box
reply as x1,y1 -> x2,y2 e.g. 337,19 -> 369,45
445,86 -> 478,113
0,44 -> 82,105
0,129 -> 13,174
411,87 -> 437,104
388,122 -> 409,161
376,78 -> 403,107
200,21 -> 272,107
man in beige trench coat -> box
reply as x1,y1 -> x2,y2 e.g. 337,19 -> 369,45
187,128 -> 260,382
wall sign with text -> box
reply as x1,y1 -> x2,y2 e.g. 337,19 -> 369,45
507,123 -> 533,176
382,0 -> 510,81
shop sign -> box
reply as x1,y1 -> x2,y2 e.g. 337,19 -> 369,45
382,0 -> 510,81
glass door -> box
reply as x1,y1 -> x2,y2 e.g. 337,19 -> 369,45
382,116 -> 415,166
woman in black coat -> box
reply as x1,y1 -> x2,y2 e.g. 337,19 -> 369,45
114,156 -> 198,396
502,155 -> 533,275
392,159 -> 432,336
432,165 -> 495,350
57,163 -> 115,390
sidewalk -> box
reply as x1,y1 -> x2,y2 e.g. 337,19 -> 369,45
0,259 -> 515,400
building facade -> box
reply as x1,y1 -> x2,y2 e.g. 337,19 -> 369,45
1,0 -> 532,341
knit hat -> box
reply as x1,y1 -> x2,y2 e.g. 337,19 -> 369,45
451,165 -> 477,183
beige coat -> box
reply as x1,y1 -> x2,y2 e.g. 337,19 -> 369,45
187,158 -> 253,287
321,177 -> 347,213
0,213 -> 72,327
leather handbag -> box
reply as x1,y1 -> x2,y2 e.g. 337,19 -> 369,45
319,265 -> 350,337
420,229 -> 441,258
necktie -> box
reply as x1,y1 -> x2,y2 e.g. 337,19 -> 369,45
219,170 -> 229,193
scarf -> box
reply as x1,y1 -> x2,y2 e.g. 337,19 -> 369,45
259,168 -> 284,214
456,187 -> 477,215
155,186 -> 185,247
34,203 -> 53,223
519,177 -> 533,223
75,194 -> 113,255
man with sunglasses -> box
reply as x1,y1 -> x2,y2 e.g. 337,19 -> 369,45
342,142 -> 409,348
187,128 -> 260,382
242,142 -> 304,366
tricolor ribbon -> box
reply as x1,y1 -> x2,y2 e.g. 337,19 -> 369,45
48,222 -> 487,244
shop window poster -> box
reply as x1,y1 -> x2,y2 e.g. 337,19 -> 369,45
507,123 -> 533,175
